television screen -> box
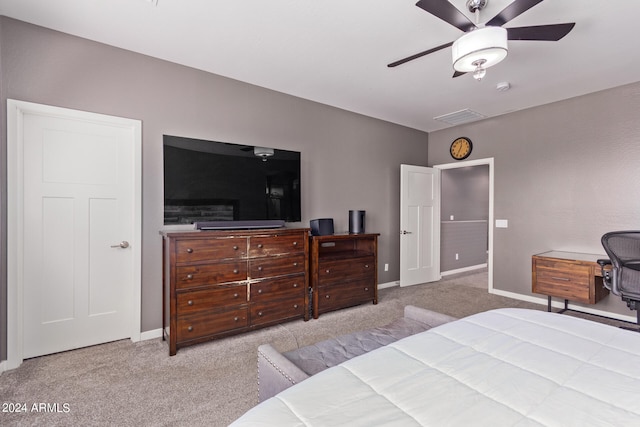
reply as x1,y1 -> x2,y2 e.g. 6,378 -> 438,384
163,135 -> 301,225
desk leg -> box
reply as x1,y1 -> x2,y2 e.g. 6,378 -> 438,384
547,296 -> 552,312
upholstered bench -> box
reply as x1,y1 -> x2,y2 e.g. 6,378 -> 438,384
257,305 -> 457,401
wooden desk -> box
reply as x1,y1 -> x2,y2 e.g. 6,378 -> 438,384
532,251 -> 609,312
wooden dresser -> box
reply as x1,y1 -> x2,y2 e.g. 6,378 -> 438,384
162,228 -> 309,355
310,233 -> 379,318
532,250 -> 609,312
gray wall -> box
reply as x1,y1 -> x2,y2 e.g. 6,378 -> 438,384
429,81 -> 640,317
0,17 -> 428,360
440,165 -> 489,271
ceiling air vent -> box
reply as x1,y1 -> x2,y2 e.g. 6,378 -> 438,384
434,109 -> 487,126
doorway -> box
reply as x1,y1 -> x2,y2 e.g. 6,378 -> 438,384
6,100 -> 142,370
435,158 -> 494,291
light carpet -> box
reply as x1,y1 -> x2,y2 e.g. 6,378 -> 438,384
0,271 -> 627,426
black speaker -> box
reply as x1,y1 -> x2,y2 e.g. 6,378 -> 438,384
310,218 -> 334,236
349,210 -> 365,234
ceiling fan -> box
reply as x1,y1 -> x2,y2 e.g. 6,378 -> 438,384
388,0 -> 575,80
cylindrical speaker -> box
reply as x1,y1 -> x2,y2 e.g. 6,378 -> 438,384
349,210 -> 365,234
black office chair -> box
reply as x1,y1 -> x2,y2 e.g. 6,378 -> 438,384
598,231 -> 640,328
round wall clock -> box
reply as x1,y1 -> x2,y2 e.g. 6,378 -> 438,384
450,137 -> 473,160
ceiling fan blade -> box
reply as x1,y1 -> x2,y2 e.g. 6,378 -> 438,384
415,0 -> 476,32
387,41 -> 453,68
507,23 -> 575,41
452,71 -> 466,78
485,0 -> 544,27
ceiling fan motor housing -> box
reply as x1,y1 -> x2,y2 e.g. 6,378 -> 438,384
466,0 -> 488,13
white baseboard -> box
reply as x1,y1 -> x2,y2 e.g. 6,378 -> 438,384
441,264 -> 487,277
0,360 -> 7,375
378,281 -> 399,290
140,328 -> 163,341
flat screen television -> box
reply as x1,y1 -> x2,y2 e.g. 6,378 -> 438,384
163,135 -> 301,227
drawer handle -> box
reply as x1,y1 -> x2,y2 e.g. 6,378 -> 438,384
325,295 -> 330,299
293,262 -> 298,267
293,241 -> 298,246
258,289 -> 263,294
234,316 -> 239,322
233,269 -> 239,274
293,283 -> 298,288
186,248 -> 193,254
551,277 -> 571,281
258,244 -> 263,249
364,287 -> 369,291
325,269 -> 330,274
364,264 -> 369,268
258,266 -> 263,271
233,293 -> 239,298
187,300 -> 193,306
186,274 -> 193,280
258,311 -> 263,316
233,245 -> 239,251
187,326 -> 193,332
293,304 -> 299,309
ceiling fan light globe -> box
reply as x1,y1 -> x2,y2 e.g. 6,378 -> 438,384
452,26 -> 508,72
473,67 -> 486,81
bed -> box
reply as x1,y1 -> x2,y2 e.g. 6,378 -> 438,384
230,308 -> 640,426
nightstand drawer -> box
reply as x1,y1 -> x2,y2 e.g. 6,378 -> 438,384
318,257 -> 375,284
317,279 -> 376,314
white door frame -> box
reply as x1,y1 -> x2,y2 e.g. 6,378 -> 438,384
6,100 -> 142,370
434,158 -> 494,291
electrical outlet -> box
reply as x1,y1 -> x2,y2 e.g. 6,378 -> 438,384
455,253 -> 459,260
384,263 -> 389,271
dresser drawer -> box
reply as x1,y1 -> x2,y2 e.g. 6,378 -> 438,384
177,307 -> 249,342
317,279 -> 375,314
534,261 -> 592,303
250,275 -> 306,302
249,254 -> 305,279
175,261 -> 247,289
177,284 -> 247,314
318,257 -> 375,284
175,238 -> 247,263
250,297 -> 305,326
249,233 -> 305,257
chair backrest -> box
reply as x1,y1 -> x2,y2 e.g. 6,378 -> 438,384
601,231 -> 640,299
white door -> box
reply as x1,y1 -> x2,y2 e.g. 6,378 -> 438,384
8,100 -> 141,363
400,165 -> 440,287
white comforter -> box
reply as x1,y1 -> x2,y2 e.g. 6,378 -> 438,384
231,308 -> 640,426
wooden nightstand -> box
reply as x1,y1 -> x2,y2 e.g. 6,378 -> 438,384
309,233 -> 379,318
532,251 -> 609,312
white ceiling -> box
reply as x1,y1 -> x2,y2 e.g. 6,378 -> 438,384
1,0 -> 638,132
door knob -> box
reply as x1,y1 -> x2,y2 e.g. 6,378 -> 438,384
110,241 -> 130,249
